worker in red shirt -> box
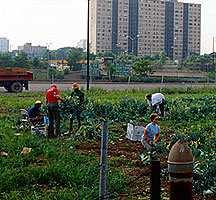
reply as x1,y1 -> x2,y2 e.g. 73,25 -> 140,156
45,84 -> 63,138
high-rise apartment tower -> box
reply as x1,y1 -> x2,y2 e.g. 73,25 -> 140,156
90,0 -> 201,61
0,38 -> 9,53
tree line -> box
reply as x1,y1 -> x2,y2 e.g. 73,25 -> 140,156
0,47 -> 215,74
0,47 -> 87,70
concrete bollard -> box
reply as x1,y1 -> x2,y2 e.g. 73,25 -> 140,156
168,140 -> 194,200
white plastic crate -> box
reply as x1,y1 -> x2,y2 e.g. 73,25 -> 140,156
126,123 -> 144,141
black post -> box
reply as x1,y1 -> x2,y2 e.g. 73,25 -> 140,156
86,0 -> 90,90
213,37 -> 215,65
150,146 -> 161,200
99,121 -> 108,200
213,37 -> 216,82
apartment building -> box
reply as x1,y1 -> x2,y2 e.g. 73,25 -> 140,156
188,3 -> 201,58
90,0 -> 201,61
165,0 -> 201,60
0,38 -> 9,53
90,0 -> 113,53
77,39 -> 87,51
116,0 -> 130,53
138,0 -> 165,56
18,43 -> 47,58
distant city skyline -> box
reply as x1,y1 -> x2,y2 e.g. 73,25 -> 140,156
0,0 -> 215,54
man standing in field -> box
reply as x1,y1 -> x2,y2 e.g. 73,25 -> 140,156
45,84 -> 64,138
69,83 -> 84,133
146,93 -> 166,117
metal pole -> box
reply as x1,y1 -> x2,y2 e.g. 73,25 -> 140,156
86,0 -> 90,90
213,37 -> 215,66
213,37 -> 216,83
99,121 -> 108,200
150,146 -> 161,200
160,75 -> 164,92
47,50 -> 49,81
128,75 -> 131,85
46,43 -> 53,84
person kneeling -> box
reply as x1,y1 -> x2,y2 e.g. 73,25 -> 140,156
28,100 -> 43,125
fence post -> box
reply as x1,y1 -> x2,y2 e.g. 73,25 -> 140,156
150,147 -> 161,200
160,75 -> 164,92
168,140 -> 193,200
99,120 -> 108,200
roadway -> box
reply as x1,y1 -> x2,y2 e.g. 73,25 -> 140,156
28,82 -> 216,91
0,82 -> 215,93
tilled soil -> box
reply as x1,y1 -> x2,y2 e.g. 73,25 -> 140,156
75,138 -> 215,200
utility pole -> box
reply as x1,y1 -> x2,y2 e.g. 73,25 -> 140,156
128,35 -> 139,56
212,37 -> 216,83
86,0 -> 90,90
46,43 -> 53,84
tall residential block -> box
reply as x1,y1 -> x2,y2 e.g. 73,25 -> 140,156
0,38 -> 9,53
90,0 -> 201,61
138,0 -> 165,57
90,0 -> 113,53
164,0 -> 201,60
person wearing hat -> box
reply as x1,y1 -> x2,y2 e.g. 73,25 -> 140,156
46,84 -> 64,138
69,82 -> 84,132
27,100 -> 43,125
146,93 -> 166,117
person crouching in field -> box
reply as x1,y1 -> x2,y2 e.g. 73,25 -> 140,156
142,113 -> 160,150
146,93 -> 166,117
27,100 -> 43,125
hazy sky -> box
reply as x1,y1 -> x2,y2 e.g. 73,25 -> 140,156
0,0 -> 215,54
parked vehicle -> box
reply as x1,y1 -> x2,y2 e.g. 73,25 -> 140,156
0,67 -> 33,92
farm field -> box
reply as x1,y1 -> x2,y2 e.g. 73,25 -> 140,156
0,87 -> 215,199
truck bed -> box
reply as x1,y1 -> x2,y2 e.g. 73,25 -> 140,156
0,67 -> 33,81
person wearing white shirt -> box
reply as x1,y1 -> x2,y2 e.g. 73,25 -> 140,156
146,93 -> 165,117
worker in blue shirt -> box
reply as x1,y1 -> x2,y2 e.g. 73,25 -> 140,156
142,113 -> 160,150
28,100 -> 43,125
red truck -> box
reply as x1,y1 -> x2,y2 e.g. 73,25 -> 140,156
0,67 -> 33,92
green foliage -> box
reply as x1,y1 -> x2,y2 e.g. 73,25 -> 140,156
60,96 -> 82,118
31,57 -> 48,69
49,47 -> 71,60
167,96 -> 216,122
1,88 -> 216,198
132,59 -> 153,77
66,48 -> 85,70
107,63 -> 117,80
13,52 -> 30,68
0,53 -> 14,67
0,52 -> 48,69
0,99 -> 126,199
47,68 -> 65,80
182,53 -> 215,71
